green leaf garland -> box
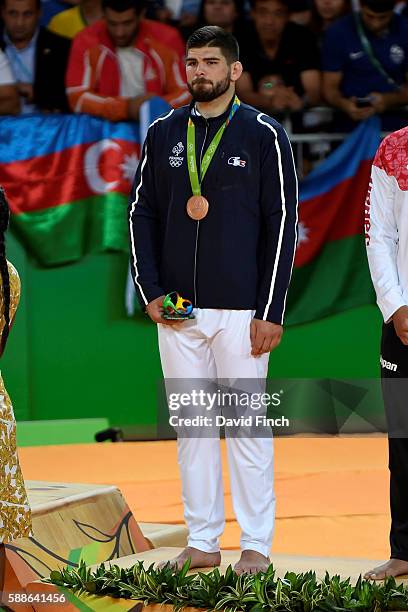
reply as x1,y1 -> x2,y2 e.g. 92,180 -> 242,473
45,559 -> 408,611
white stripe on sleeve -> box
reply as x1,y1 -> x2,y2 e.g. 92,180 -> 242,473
256,114 -> 297,323
128,109 -> 174,306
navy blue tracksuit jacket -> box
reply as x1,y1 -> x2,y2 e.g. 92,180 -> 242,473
128,97 -> 298,325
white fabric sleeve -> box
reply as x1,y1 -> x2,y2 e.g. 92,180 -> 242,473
0,49 -> 15,85
366,164 -> 406,322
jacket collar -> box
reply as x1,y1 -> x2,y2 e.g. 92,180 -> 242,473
189,93 -> 236,126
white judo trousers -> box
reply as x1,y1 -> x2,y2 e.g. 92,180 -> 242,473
158,308 -> 275,558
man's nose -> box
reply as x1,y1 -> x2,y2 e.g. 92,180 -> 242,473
262,15 -> 275,25
196,64 -> 207,76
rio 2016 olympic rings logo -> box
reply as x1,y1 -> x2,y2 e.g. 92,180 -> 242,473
169,157 -> 184,168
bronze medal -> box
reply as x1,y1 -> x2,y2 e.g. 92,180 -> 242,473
186,195 -> 209,221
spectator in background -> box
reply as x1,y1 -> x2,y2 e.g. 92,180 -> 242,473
0,0 -> 71,113
0,49 -> 19,113
394,0 -> 406,12
177,0 -> 201,30
401,1 -> 408,14
40,0 -> 78,26
200,0 -> 241,30
181,0 -> 246,41
289,0 -> 310,25
65,0 -> 186,63
48,0 -> 102,37
66,0 -> 190,121
236,0 -> 320,113
138,0 -> 180,24
322,0 -> 408,126
309,0 -> 350,39
47,0 -> 175,38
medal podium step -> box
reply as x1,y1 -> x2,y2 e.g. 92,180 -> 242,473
3,481 -> 188,609
25,547 -> 398,611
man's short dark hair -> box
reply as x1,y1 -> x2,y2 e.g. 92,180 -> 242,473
102,0 -> 146,13
186,26 -> 239,64
360,0 -> 395,11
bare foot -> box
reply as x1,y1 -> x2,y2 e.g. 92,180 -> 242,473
364,558 -> 408,580
234,549 -> 270,575
156,546 -> 221,571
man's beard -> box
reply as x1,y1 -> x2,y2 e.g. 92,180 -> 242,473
188,72 -> 231,102
9,30 -> 32,42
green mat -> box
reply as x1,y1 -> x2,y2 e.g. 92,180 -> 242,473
16,418 -> 110,447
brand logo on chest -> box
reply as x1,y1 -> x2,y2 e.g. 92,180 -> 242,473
228,156 -> 246,168
390,44 -> 404,65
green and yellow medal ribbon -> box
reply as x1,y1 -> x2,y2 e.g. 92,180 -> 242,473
187,95 -> 241,196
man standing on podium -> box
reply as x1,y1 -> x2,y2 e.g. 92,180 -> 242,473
128,26 -> 298,574
365,128 -> 408,580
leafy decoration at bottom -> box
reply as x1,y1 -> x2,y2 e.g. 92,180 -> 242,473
45,559 -> 408,611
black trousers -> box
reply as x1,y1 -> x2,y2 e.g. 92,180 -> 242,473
381,322 -> 408,561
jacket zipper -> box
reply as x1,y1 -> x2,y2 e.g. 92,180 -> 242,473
193,119 -> 208,306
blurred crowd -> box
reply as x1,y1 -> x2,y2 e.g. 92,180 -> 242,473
0,0 -> 406,131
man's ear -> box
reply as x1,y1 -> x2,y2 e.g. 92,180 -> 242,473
231,61 -> 243,82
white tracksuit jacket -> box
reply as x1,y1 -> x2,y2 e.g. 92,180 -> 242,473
366,127 -> 408,322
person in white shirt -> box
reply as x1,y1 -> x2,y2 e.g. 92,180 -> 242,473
0,49 -> 19,114
365,126 -> 408,580
1,0 -> 71,114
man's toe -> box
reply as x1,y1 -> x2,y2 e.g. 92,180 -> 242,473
368,571 -> 384,580
157,559 -> 176,571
